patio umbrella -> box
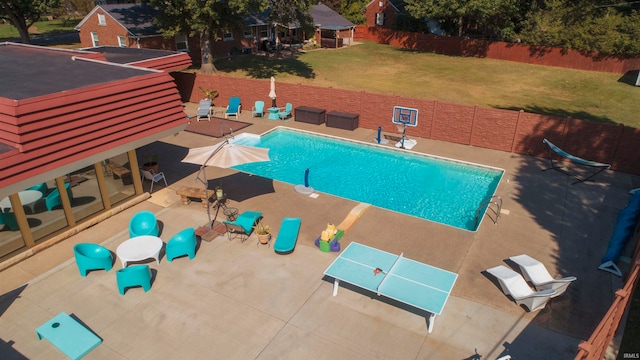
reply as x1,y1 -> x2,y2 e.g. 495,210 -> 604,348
182,139 -> 270,229
269,76 -> 277,107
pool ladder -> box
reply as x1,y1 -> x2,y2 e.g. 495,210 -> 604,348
474,196 -> 502,228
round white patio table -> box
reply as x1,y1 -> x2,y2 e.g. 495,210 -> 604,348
0,190 -> 43,213
116,235 -> 163,268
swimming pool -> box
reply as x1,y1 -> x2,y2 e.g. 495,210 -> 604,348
231,127 -> 503,231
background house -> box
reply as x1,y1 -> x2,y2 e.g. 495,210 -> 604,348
365,0 -> 400,28
75,3 -> 356,62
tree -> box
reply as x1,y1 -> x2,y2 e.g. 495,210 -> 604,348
150,0 -> 249,73
267,0 -> 315,38
518,0 -> 640,55
340,0 -> 366,25
0,0 -> 59,44
403,0 -> 525,40
50,0 -> 93,27
152,0 -> 315,73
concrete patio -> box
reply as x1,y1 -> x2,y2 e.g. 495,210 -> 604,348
1,103 -> 638,359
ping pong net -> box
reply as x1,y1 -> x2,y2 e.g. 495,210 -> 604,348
377,252 -> 403,296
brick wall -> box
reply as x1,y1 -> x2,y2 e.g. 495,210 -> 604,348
172,72 -> 640,175
354,27 -> 640,74
364,0 -> 398,29
78,10 -> 130,47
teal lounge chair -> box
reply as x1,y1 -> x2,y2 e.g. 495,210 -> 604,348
73,243 -> 113,277
223,210 -> 262,242
129,211 -> 159,238
273,217 -> 301,255
252,101 -> 264,118
116,265 -> 152,295
45,183 -> 73,211
166,228 -> 197,262
225,97 -> 241,119
0,212 -> 19,231
278,103 -> 292,120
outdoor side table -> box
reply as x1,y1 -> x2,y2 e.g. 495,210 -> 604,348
224,207 -> 239,221
267,107 -> 280,120
326,111 -> 359,130
295,106 -> 326,124
36,312 -> 102,360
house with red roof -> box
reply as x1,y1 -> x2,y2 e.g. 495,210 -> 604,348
75,3 -> 356,61
0,42 -> 190,261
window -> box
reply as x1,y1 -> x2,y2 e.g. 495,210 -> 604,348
98,13 -> 106,26
222,29 -> 233,41
91,32 -> 99,47
175,34 -> 188,52
376,13 -> 385,26
243,29 -> 253,38
117,36 -> 126,47
260,27 -> 268,39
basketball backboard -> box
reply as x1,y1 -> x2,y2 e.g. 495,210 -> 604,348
392,106 -> 418,127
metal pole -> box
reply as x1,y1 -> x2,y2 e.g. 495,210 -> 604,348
194,139 -> 229,229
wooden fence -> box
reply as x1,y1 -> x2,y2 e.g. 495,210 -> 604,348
353,26 -> 640,74
575,246 -> 640,360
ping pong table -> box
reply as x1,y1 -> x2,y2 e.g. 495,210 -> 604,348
323,242 -> 458,333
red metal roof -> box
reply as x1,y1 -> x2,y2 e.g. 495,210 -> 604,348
0,43 -> 188,195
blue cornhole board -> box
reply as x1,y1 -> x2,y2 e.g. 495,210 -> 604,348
36,312 -> 102,359
273,217 -> 301,254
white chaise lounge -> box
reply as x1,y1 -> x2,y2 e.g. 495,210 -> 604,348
486,265 -> 557,311
509,254 -> 577,297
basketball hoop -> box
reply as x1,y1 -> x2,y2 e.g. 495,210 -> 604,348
391,106 -> 419,150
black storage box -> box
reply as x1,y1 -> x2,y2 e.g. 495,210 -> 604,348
295,106 -> 326,124
326,111 -> 359,130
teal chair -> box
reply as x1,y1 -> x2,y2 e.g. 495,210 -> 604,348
252,101 -> 265,118
129,211 -> 159,238
222,210 -> 262,242
28,182 -> 48,195
73,243 -> 113,277
116,265 -> 152,295
45,183 -> 73,211
278,103 -> 292,120
0,212 -> 19,231
273,218 -> 301,255
166,228 -> 197,262
225,97 -> 241,119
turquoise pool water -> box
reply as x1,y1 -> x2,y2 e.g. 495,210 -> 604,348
232,128 -> 503,231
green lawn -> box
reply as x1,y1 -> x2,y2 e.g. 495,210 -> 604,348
0,18 -> 80,39
214,42 -> 640,128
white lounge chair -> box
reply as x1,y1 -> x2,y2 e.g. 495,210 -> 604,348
509,254 -> 577,297
140,169 -> 168,193
486,265 -> 557,311
196,99 -> 212,121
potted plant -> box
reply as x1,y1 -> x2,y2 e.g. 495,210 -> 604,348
254,221 -> 271,244
142,154 -> 159,173
199,87 -> 219,103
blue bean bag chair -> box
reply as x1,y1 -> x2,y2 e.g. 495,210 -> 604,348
129,211 -> 159,238
73,243 -> 113,277
166,228 -> 197,262
273,218 -> 301,255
